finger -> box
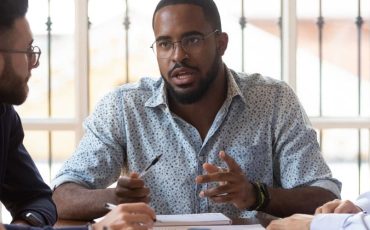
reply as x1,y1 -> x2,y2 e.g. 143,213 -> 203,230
199,183 -> 234,198
117,176 -> 145,189
119,203 -> 156,220
209,193 -> 234,203
117,197 -> 150,204
196,171 -> 241,184
202,162 -> 220,173
219,151 -> 242,173
115,186 -> 150,198
334,200 -> 361,214
319,200 -> 341,213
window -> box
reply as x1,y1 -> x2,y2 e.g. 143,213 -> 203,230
2,0 -> 369,222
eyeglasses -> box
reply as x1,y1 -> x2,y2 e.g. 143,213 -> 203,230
150,30 -> 220,59
0,45 -> 41,68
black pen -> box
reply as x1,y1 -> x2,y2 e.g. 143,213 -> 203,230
139,154 -> 162,177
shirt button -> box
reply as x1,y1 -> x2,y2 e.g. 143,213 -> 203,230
198,156 -> 205,162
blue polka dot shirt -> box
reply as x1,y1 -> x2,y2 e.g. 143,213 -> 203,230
52,67 -> 341,218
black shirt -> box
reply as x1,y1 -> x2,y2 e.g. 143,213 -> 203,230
0,104 -> 57,225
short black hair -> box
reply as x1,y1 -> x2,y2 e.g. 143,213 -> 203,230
0,0 -> 28,32
152,0 -> 222,31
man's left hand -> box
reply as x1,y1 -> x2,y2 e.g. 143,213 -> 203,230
195,151 -> 256,210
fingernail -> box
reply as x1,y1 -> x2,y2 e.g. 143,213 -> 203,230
199,191 -> 204,198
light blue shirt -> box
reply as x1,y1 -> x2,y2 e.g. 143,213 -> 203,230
311,192 -> 370,230
52,67 -> 341,218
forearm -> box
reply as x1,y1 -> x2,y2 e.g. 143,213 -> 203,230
52,183 -> 115,220
264,186 -> 337,217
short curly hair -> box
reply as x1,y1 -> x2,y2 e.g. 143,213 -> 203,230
152,0 -> 222,31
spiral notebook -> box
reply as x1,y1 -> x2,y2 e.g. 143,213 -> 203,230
154,213 -> 232,227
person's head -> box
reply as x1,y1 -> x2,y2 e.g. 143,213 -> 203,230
0,0 -> 40,105
152,0 -> 228,104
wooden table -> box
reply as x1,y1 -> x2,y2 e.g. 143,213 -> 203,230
55,212 -> 279,228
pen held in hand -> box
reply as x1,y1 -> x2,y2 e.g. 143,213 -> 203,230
139,154 -> 163,178
105,202 -> 117,210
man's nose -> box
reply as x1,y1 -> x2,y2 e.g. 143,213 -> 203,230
171,42 -> 188,62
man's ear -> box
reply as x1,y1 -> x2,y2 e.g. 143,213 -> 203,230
216,32 -> 228,56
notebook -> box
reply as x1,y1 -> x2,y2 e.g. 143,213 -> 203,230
154,213 -> 232,227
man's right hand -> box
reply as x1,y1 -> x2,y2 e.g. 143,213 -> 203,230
115,172 -> 150,204
315,199 -> 362,214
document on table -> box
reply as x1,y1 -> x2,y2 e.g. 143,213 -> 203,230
154,213 -> 232,226
154,224 -> 265,230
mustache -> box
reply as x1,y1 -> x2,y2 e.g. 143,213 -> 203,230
168,62 -> 198,77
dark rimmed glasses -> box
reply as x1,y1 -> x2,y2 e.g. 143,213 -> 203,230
0,45 -> 41,68
150,30 -> 220,59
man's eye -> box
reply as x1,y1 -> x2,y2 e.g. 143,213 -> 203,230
157,41 -> 172,49
184,36 -> 201,45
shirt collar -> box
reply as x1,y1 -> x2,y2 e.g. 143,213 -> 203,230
144,65 -> 247,108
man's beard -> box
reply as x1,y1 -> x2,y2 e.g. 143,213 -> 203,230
163,54 -> 221,105
0,55 -> 29,105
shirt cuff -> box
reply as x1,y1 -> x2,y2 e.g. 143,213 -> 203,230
309,179 -> 341,199
311,214 -> 351,230
51,175 -> 92,190
354,192 -> 370,213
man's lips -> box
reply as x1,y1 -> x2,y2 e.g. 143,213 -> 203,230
170,68 -> 196,86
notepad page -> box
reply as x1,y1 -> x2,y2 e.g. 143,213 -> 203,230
155,213 -> 232,226
154,224 -> 265,230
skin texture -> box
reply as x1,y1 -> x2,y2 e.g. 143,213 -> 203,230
266,199 -> 363,230
0,17 -> 34,105
53,3 -> 337,220
92,203 -> 155,230
266,214 -> 313,230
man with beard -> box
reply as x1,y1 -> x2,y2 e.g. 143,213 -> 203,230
52,0 -> 341,221
0,0 -> 155,229
0,0 -> 57,226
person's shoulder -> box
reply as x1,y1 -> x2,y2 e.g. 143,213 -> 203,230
108,77 -> 160,98
233,71 -> 286,88
0,104 -> 18,120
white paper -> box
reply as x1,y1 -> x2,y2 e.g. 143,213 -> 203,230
154,224 -> 265,230
155,213 -> 232,226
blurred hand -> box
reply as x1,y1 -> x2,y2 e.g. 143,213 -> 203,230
115,172 -> 150,204
93,203 -> 156,230
195,151 -> 256,210
315,199 -> 362,214
266,214 -> 313,230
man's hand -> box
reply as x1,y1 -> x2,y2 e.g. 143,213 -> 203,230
93,203 -> 156,230
195,151 -> 255,210
266,214 -> 313,230
315,199 -> 362,214
115,172 -> 150,204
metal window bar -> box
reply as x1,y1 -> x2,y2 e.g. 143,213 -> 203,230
239,0 -> 247,72
356,0 -> 364,194
124,0 -> 130,83
317,0 -> 324,157
46,0 -> 53,182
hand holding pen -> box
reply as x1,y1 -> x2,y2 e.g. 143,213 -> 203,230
114,154 -> 162,204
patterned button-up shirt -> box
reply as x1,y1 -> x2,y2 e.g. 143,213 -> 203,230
52,67 -> 341,218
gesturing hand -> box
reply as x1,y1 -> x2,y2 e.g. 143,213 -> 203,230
195,151 -> 256,210
115,172 -> 150,204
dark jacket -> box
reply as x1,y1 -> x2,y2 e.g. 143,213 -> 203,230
0,104 -> 57,225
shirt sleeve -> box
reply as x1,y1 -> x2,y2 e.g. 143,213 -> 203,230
354,192 -> 370,213
5,224 -> 87,230
1,107 -> 57,225
311,213 -> 370,230
51,90 -> 126,189
272,82 -> 341,197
